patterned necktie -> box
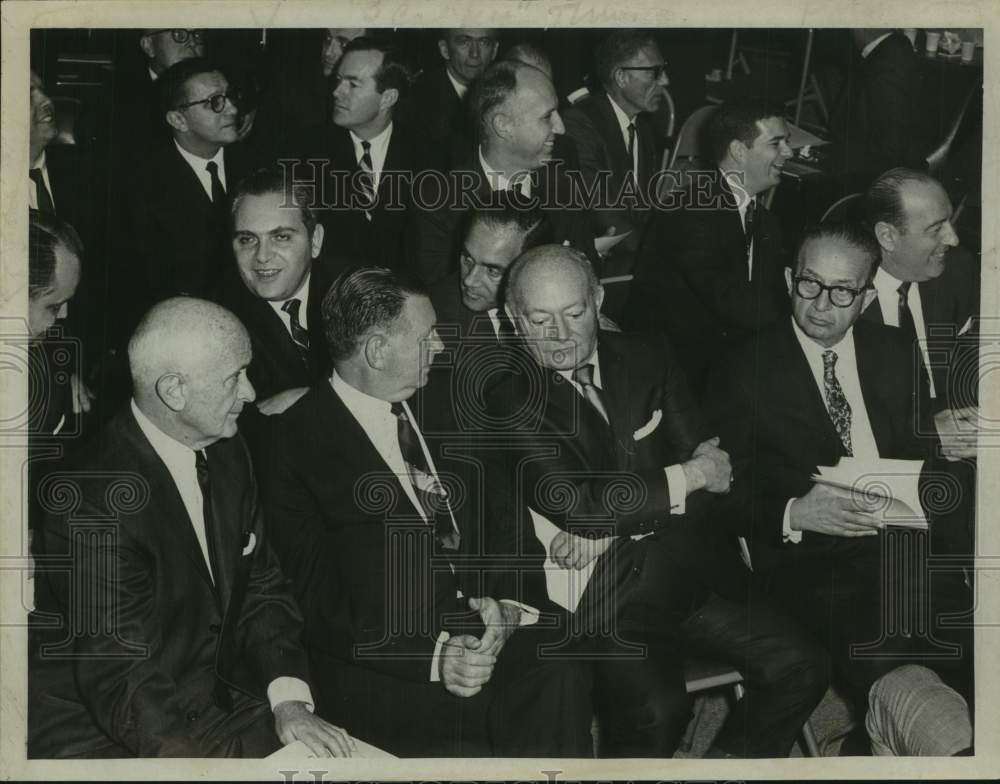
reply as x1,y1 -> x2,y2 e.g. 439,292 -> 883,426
359,140 -> 375,220
897,281 -> 918,345
573,364 -> 610,426
194,450 -> 234,711
822,350 -> 853,456
29,168 -> 55,214
390,402 -> 460,551
281,298 -> 310,364
205,160 -> 226,206
743,197 -> 757,278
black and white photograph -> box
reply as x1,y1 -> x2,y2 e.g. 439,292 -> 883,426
1,0 -> 996,780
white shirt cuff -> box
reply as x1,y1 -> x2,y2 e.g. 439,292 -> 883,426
499,599 -> 540,626
664,464 -> 687,515
430,629 -> 451,682
267,676 -> 314,712
782,498 -> 803,544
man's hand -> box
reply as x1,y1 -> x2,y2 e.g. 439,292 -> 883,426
550,529 -> 614,571
935,407 -> 978,461
467,596 -> 521,657
273,700 -> 356,757
69,372 -> 95,414
256,386 -> 309,416
682,436 -> 732,494
789,483 -> 882,537
438,634 -> 497,697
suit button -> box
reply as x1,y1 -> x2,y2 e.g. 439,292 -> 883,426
209,623 -> 221,633
186,710 -> 199,723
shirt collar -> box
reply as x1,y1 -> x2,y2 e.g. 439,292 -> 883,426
131,398 -> 198,467
555,348 -> 602,388
349,121 -> 393,156
330,368 -> 393,426
721,169 -> 754,212
445,67 -> 468,99
478,146 -> 533,196
148,66 -> 161,82
31,149 -> 47,171
790,316 -> 856,363
173,138 -> 224,170
606,94 -> 636,132
861,33 -> 894,59
267,270 -> 312,322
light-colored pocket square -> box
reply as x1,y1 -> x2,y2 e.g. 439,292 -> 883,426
632,409 -> 662,441
241,532 -> 257,556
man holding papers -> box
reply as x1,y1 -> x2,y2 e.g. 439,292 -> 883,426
706,222 -> 971,720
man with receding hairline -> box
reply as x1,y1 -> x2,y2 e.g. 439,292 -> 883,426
30,297 -> 354,758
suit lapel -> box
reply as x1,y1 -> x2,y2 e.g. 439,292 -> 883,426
854,324 -> 896,454
595,96 -> 632,181
595,334 -> 635,464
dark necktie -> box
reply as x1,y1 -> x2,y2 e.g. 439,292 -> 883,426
897,281 -> 918,346
573,364 -> 610,426
743,198 -> 757,278
390,402 -> 460,551
281,298 -> 310,364
626,122 -> 637,178
822,350 -> 853,456
194,451 -> 233,711
205,160 -> 226,207
359,140 -> 375,219
30,168 -> 55,214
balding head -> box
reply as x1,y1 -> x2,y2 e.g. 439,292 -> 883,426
129,297 -> 255,449
506,245 -> 603,371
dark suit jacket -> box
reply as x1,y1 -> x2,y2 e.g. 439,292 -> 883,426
829,32 -> 936,181
625,170 -> 788,388
401,65 -> 476,167
29,408 -> 309,757
704,319 -> 934,572
859,247 -> 980,414
407,154 -> 599,285
484,331 -> 746,606
561,94 -> 661,255
259,381 -> 521,686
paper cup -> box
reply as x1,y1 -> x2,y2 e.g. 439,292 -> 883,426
961,41 -> 975,63
925,30 -> 941,54
903,29 -> 917,47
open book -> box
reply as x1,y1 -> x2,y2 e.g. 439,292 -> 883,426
811,457 -> 928,529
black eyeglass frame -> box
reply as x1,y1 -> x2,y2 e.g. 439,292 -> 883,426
792,275 -> 872,308
146,29 -> 206,45
175,89 -> 242,113
618,64 -> 669,79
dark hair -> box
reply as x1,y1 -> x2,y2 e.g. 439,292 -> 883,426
795,222 -> 881,283
341,35 -> 416,98
463,205 -> 553,252
468,59 -> 523,143
29,210 -> 84,298
594,29 -> 657,91
863,167 -> 938,235
322,267 -> 428,362
703,95 -> 785,165
230,167 -> 318,236
158,56 -> 225,117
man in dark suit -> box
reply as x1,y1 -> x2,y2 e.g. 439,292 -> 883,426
487,244 -> 827,757
29,297 -> 353,758
704,223 -> 972,710
561,30 -> 667,267
259,267 -> 593,757
115,58 -> 252,334
291,37 -> 428,271
408,58 -> 598,285
828,30 -> 936,186
625,96 -> 793,391
860,167 -> 979,556
403,28 -> 499,165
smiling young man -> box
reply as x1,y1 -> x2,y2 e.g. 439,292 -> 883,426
626,96 -> 793,392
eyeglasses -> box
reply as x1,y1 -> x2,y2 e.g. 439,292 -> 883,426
147,29 -> 205,45
176,89 -> 242,113
793,276 -> 871,307
619,64 -> 669,80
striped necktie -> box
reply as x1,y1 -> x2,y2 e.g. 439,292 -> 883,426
358,140 -> 375,220
281,298 -> 310,364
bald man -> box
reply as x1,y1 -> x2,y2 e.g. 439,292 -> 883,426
29,297 -> 353,758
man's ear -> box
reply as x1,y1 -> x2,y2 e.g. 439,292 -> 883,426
594,284 -> 606,314
873,220 -> 897,252
139,35 -> 155,62
491,110 -> 512,141
612,66 -> 628,91
784,266 -> 794,296
728,138 -> 748,166
364,333 -> 388,369
437,39 -> 451,62
380,87 -> 399,113
165,108 -> 188,134
155,373 -> 186,412
310,223 -> 325,258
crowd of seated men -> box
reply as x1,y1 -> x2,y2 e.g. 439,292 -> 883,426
24,26 -> 979,759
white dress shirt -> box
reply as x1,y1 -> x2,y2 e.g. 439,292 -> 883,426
28,150 -> 55,212
349,122 -> 393,191
267,271 -> 311,337
606,94 -> 639,181
174,140 -> 226,201
870,265 -> 937,399
479,146 -> 533,197
558,350 -> 688,520
130,400 -> 313,710
782,319 -> 881,542
445,68 -> 468,100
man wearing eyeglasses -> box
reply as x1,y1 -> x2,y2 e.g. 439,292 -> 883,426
116,57 -> 253,332
704,222 -> 972,719
562,30 -> 668,286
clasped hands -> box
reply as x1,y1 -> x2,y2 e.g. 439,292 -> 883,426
438,597 -> 521,697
